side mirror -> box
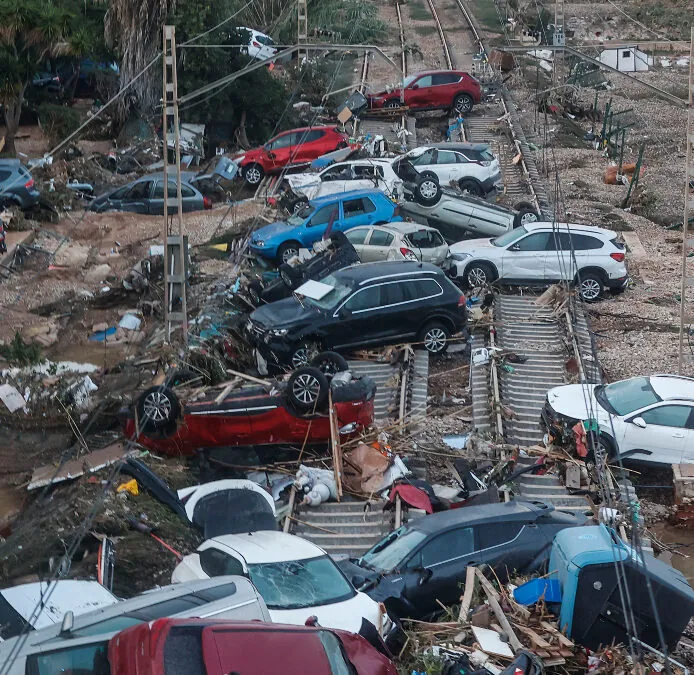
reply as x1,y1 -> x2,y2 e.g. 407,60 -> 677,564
632,416 -> 647,429
351,575 -> 366,589
410,83 -> 419,90
339,307 -> 352,319
267,151 -> 276,160
509,244 -> 520,251
418,568 -> 432,586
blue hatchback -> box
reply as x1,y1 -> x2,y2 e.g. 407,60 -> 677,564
250,189 -> 402,263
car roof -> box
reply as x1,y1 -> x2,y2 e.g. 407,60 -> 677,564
211,531 -> 324,563
377,221 -> 437,235
412,70 -> 467,76
278,125 -> 337,135
648,375 -> 694,402
523,222 -> 615,239
429,142 -> 490,152
0,159 -> 21,168
310,188 -> 390,205
408,500 -> 550,533
334,260 -> 443,283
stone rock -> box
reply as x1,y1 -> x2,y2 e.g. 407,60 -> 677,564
92,322 -> 109,333
54,244 -> 90,268
84,264 -> 112,283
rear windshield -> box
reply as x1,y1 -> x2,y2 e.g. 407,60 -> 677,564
257,35 -> 274,45
611,237 -> 625,250
26,641 -> 110,675
406,229 -> 445,249
477,148 -> 495,162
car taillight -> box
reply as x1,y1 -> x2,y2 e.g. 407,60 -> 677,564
400,247 -> 418,261
252,40 -> 261,47
480,160 -> 491,167
610,252 -> 625,262
203,196 -> 212,209
458,294 -> 466,307
24,178 -> 34,189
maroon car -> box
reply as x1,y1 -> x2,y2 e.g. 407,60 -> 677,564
368,70 -> 481,114
109,618 -> 398,675
123,364 -> 375,457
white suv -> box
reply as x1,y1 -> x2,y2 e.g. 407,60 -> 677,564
401,143 -> 502,196
448,222 -> 628,301
238,27 -> 277,61
543,375 -> 694,465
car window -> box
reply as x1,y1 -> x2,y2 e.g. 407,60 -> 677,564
26,642 -> 111,675
368,229 -> 394,247
344,285 -> 382,312
345,227 -> 369,245
194,583 -> 239,603
383,281 -> 417,305
353,165 -> 383,179
126,181 -> 152,200
571,233 -> 604,250
0,170 -> 11,182
432,72 -> 461,85
359,526 -> 428,572
304,273 -> 354,310
200,547 -> 245,577
436,150 -> 459,165
493,226 -> 527,247
181,184 -> 195,198
343,198 -> 367,218
420,527 -> 474,567
266,133 -> 295,150
412,278 -> 443,299
547,232 -> 571,251
302,129 -> 325,143
475,523 -> 524,550
152,181 -> 176,199
164,627 -> 205,675
0,594 -> 29,640
362,197 -> 376,214
514,232 -> 550,251
414,75 -> 432,87
640,405 -> 692,428
321,165 -> 351,181
309,204 -> 338,227
409,148 -> 436,166
407,229 -> 445,249
257,34 -> 274,46
454,152 -> 470,163
318,631 -> 353,675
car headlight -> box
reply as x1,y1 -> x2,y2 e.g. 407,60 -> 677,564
235,155 -> 246,165
253,240 -> 265,247
451,252 -> 471,261
269,328 -> 288,337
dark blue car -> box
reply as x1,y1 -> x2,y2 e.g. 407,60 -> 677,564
249,189 -> 401,264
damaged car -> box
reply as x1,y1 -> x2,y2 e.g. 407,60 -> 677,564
246,260 -> 467,369
337,500 -> 586,619
123,360 -> 375,456
543,374 -> 694,465
172,531 -> 392,636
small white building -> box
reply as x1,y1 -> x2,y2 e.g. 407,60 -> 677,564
598,47 -> 653,72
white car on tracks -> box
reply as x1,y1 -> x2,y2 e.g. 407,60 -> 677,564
447,222 -> 628,301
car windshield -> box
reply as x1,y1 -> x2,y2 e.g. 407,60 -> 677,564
492,227 -> 527,247
248,555 -> 355,610
358,526 -> 427,573
301,273 -> 354,311
287,204 -> 314,226
26,642 -> 111,675
595,377 -> 661,416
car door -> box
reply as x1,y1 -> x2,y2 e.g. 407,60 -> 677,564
303,203 -> 340,247
500,231 -> 551,281
352,164 -> 383,192
405,74 -> 433,109
434,148 -> 462,183
360,227 -> 394,261
572,232 -> 605,281
265,132 -> 296,171
378,280 -> 424,341
543,231 -> 575,282
402,527 -> 476,616
618,404 -> 693,464
331,284 -> 386,348
472,522 -> 532,578
293,129 -> 326,164
467,201 -> 515,237
199,547 -> 248,578
116,180 -> 152,214
344,226 -> 371,260
339,196 -> 379,232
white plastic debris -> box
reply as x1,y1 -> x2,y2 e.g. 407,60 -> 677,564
0,384 -> 26,413
118,314 -> 142,331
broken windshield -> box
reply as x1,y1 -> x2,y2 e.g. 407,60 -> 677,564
287,204 -> 314,226
248,555 -> 355,610
358,526 -> 427,573
595,377 -> 661,416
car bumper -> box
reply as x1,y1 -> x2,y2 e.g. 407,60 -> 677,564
249,243 -> 278,260
481,172 -> 503,193
605,275 -> 629,290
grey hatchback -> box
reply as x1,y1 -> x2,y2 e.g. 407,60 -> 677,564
89,175 -> 209,215
0,159 -> 40,209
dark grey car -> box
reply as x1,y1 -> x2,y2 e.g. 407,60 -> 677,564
337,500 -> 586,619
89,175 -> 207,215
0,160 -> 40,209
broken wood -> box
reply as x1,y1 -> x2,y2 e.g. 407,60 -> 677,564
475,568 -> 522,652
283,486 -> 297,533
513,623 -> 552,649
458,565 -> 477,623
287,516 -> 338,535
214,378 -> 242,404
225,368 -> 272,388
540,620 -> 575,648
328,391 -> 343,500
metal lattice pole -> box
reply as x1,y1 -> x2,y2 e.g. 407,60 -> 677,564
297,0 -> 308,62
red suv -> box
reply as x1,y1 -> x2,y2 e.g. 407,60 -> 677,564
368,70 -> 481,115
234,126 -> 349,186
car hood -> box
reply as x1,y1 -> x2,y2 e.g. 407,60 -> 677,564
449,238 -> 496,256
370,89 -> 401,99
285,173 -> 321,190
250,297 -> 319,329
546,384 -> 605,421
252,220 -> 297,244
268,592 -> 381,634
337,559 -> 406,603
232,147 -> 263,164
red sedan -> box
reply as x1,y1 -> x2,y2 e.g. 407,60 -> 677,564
233,126 -> 350,186
109,618 -> 398,675
123,367 -> 375,457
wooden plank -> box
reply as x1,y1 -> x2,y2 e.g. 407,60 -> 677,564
225,368 -> 272,388
283,485 -> 297,533
214,378 -> 242,404
458,566 -> 477,623
475,568 -> 522,652
513,623 -> 552,649
540,621 -> 575,648
328,391 -> 343,500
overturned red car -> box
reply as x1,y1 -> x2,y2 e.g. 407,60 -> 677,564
123,363 -> 375,457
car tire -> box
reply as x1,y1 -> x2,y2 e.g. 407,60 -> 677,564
167,369 -> 200,388
458,179 -> 483,197
287,366 -> 329,413
453,93 -> 474,114
419,321 -> 451,355
247,280 -> 263,306
277,241 -> 302,265
384,99 -> 401,109
414,171 -> 442,207
243,163 -> 264,186
279,263 -> 301,287
513,202 -> 540,228
136,386 -> 181,433
465,261 -> 496,288
577,271 -> 604,302
311,350 -> 349,376
290,341 -> 321,369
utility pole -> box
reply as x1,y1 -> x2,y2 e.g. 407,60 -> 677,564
552,0 -> 565,84
677,26 -> 694,373
297,0 -> 308,63
162,25 -> 188,344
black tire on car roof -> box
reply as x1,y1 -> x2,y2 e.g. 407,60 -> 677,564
136,386 -> 181,435
414,171 -> 442,207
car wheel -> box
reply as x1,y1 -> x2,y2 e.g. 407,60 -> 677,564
247,280 -> 263,306
453,93 -> 474,114
287,366 -> 329,413
136,386 -> 181,433
465,261 -> 496,288
384,100 -> 401,109
458,179 -> 483,197
291,341 -> 320,369
277,241 -> 301,265
414,171 -> 442,207
167,369 -> 200,388
578,272 -> 604,302
244,163 -> 264,186
311,350 -> 349,376
419,321 -> 451,354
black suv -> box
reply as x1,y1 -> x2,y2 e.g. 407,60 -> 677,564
246,260 -> 467,369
